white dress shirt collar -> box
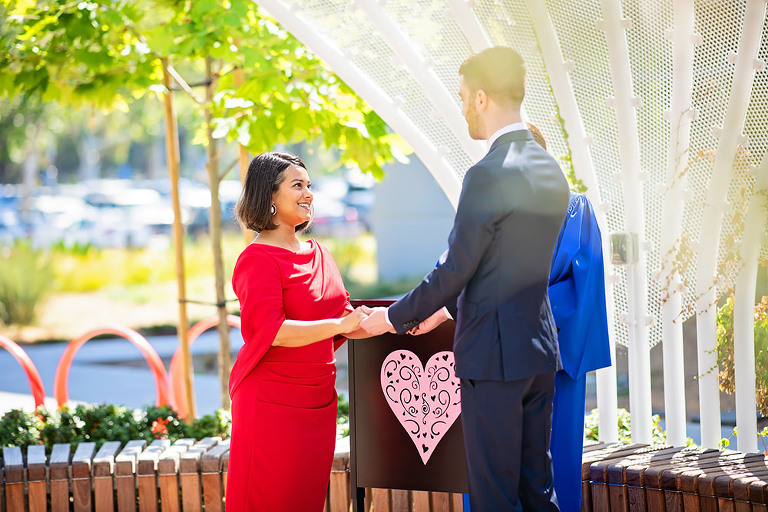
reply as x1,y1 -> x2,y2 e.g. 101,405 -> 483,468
487,122 -> 528,149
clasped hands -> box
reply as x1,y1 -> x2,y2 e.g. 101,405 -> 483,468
353,306 -> 451,337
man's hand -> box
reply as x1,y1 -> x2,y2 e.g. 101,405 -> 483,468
407,307 -> 451,335
360,306 -> 396,335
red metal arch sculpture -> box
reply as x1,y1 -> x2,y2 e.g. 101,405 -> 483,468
169,315 -> 241,418
0,334 -> 46,410
54,325 -> 170,408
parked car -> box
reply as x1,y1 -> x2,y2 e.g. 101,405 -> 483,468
342,168 -> 376,231
307,181 -> 363,237
62,209 -> 152,249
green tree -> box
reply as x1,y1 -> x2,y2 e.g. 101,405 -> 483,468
1,0 -> 398,176
1,0 -> 402,411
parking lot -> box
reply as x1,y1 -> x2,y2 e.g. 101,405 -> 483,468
0,171 -> 374,249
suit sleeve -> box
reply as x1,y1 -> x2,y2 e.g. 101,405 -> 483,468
389,164 -> 501,333
228,249 -> 285,397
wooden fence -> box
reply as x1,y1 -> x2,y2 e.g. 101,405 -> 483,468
3,437 -> 768,511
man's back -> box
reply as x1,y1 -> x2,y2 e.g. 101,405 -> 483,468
451,129 -> 569,381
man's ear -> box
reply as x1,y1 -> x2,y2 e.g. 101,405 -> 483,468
475,89 -> 488,111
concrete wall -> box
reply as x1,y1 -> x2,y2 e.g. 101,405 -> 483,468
373,157 -> 455,283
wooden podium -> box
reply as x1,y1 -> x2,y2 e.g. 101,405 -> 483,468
348,300 -> 469,511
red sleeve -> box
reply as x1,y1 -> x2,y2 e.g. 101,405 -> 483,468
332,290 -> 354,351
228,247 -> 285,397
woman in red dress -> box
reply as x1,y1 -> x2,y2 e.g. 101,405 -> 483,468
226,152 -> 370,511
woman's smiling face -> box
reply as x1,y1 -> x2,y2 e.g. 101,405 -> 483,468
272,164 -> 313,228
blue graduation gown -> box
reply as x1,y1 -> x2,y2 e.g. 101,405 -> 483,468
547,193 -> 612,511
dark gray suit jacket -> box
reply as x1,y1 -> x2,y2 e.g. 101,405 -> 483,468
388,129 -> 569,381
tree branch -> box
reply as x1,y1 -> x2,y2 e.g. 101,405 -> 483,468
219,157 -> 239,181
165,64 -> 205,105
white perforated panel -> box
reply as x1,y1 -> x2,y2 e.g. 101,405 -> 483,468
261,0 -> 768,348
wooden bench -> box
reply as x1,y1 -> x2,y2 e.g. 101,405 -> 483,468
3,440 -> 768,511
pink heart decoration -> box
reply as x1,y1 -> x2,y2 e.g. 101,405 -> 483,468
380,350 -> 462,464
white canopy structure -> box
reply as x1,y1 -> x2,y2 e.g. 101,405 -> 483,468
256,0 -> 768,451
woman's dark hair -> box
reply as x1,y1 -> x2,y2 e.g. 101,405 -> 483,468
235,151 -> 310,233
459,46 -> 526,106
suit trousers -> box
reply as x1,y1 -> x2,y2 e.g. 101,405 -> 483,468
460,374 -> 559,511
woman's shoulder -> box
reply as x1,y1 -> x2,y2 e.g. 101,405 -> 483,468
236,239 -> 321,265
309,239 -> 339,262
307,238 -> 327,254
235,242 -> 280,270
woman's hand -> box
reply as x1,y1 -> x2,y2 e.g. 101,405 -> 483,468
339,306 -> 369,333
272,307 -> 370,347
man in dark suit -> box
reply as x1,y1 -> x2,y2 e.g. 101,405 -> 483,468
361,46 -> 568,510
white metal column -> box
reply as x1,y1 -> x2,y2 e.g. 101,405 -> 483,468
256,0 -> 463,207
599,0 -> 653,443
447,0 -> 492,51
525,0 -> 618,442
658,0 -> 696,447
733,154 -> 768,453
353,0 -> 486,163
693,0 -> 767,449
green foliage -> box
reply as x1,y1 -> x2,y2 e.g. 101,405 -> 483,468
716,294 -> 768,415
0,398 -> 352,449
0,242 -> 55,325
719,427 -> 737,450
337,393 -> 349,439
0,403 -> 232,452
0,408 -> 44,448
0,91 -> 47,182
318,236 -> 370,278
1,0 -> 403,180
49,234 -> 239,293
0,0 -> 158,108
584,408 -> 670,447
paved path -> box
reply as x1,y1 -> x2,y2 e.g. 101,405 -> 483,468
0,329 -> 351,417
1,331 -> 232,416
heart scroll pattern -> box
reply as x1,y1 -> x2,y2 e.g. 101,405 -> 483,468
380,350 -> 462,464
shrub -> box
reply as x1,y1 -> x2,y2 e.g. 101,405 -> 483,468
0,242 -> 55,325
0,408 -> 44,448
0,403 -> 231,452
48,233 -> 241,293
584,407 -> 669,446
717,295 -> 768,412
716,295 -> 768,415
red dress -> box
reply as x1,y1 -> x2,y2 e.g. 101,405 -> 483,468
226,240 -> 351,511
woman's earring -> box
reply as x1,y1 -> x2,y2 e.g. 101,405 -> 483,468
270,204 -> 276,215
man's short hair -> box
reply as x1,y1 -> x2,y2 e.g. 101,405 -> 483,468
459,46 -> 526,105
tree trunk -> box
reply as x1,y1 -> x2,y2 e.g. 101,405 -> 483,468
162,59 -> 196,420
205,57 -> 233,410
